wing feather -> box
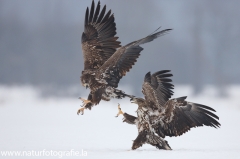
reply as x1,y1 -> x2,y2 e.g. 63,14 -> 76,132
82,1 -> 121,70
142,70 -> 174,110
155,97 -> 221,138
96,5 -> 106,23
95,29 -> 171,88
93,1 -> 100,22
123,113 -> 138,125
89,0 -> 95,23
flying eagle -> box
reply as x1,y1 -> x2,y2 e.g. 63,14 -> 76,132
78,0 -> 171,115
116,70 -> 220,150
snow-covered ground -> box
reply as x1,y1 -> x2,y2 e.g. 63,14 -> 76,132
0,85 -> 240,159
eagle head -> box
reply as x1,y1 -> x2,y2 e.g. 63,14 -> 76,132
130,97 -> 145,104
80,74 -> 90,89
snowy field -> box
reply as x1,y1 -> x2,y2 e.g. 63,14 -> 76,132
0,85 -> 240,159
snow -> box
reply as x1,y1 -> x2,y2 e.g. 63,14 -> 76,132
0,85 -> 240,159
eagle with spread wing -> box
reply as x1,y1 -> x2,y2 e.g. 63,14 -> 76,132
78,1 -> 171,115
116,70 -> 220,150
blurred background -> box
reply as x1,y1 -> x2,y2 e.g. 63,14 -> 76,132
0,0 -> 240,97
1,1 -> 240,155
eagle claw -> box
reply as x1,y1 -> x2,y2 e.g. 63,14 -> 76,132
77,107 -> 85,115
115,103 -> 124,117
77,97 -> 92,115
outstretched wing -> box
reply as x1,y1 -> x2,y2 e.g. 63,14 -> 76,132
155,96 -> 221,138
95,29 -> 172,88
142,70 -> 174,110
82,1 -> 121,70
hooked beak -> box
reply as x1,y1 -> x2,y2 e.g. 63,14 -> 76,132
130,98 -> 135,103
86,85 -> 89,89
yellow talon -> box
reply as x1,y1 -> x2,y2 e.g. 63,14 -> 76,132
77,97 -> 91,115
78,97 -> 91,105
115,103 -> 124,117
77,107 -> 85,115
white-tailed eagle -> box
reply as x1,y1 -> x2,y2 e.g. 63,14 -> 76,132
78,1 -> 171,115
116,70 -> 220,150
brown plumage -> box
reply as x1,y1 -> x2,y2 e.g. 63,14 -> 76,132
79,0 -> 171,114
82,1 -> 121,70
141,70 -> 220,138
118,70 -> 220,150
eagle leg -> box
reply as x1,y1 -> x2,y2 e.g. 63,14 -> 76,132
77,97 -> 91,115
115,103 -> 124,117
79,97 -> 91,105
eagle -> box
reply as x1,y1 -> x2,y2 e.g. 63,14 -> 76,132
78,0 -> 171,115
116,70 -> 220,150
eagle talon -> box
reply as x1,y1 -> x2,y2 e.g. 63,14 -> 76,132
115,103 -> 124,117
77,97 -> 92,115
77,107 -> 85,115
78,97 -> 91,105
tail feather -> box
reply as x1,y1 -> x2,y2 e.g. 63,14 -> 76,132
154,140 -> 172,150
